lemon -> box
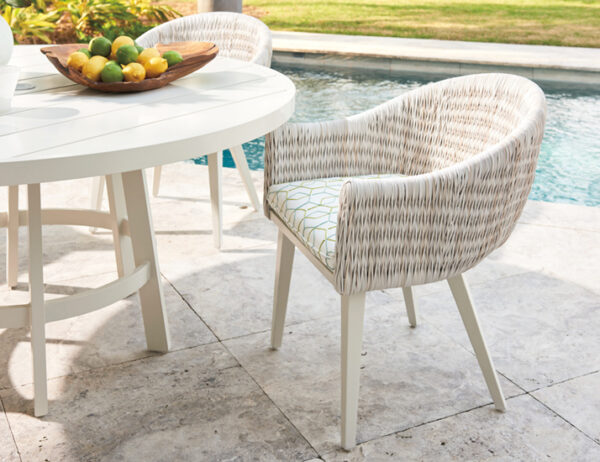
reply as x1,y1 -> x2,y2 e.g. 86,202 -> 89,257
116,44 -> 138,65
162,50 -> 183,67
100,61 -> 124,83
89,37 -> 112,57
122,62 -> 146,82
82,55 -> 108,82
144,56 -> 168,78
137,47 -> 160,66
111,35 -> 134,58
66,51 -> 89,72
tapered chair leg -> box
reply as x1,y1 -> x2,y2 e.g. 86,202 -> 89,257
7,185 -> 19,289
207,152 -> 223,249
402,287 -> 417,327
27,184 -> 48,417
152,166 -> 162,197
271,231 -> 295,349
447,274 -> 506,411
341,292 -> 366,450
229,144 -> 261,211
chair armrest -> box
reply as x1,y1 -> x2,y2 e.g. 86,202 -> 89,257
334,136 -> 540,294
264,118 -> 354,215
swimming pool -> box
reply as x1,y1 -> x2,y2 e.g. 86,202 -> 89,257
194,64 -> 600,207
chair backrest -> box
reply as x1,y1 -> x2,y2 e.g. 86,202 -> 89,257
345,73 -> 547,178
137,12 -> 272,67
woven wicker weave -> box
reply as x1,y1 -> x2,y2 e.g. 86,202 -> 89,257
265,73 -> 547,295
137,12 -> 272,67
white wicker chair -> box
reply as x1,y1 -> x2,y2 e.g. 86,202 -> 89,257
264,73 -> 547,449
89,12 -> 272,249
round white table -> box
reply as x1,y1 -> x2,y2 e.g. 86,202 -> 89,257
1,45 -> 295,416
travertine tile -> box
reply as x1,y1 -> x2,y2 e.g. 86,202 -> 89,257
0,399 -> 20,462
533,371 -> 600,444
225,292 -> 522,453
0,273 -> 216,390
1,343 -> 316,461
160,243 -> 341,340
418,271 -> 600,391
323,395 -> 600,461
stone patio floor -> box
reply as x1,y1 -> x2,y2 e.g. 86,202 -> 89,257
0,162 -> 599,461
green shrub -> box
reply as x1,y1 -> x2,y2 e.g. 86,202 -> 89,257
1,0 -> 180,43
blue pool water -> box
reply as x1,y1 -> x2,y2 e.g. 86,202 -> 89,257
194,65 -> 600,207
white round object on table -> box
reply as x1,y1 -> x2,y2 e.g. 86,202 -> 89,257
0,65 -> 19,113
0,17 -> 14,65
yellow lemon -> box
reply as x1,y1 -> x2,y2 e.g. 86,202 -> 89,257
144,56 -> 168,78
137,47 -> 160,66
66,51 -> 89,72
122,62 -> 146,82
82,55 -> 108,82
111,35 -> 134,58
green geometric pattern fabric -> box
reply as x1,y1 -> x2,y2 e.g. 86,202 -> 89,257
267,174 -> 399,271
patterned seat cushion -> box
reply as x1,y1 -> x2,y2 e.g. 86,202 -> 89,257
267,175 -> 399,271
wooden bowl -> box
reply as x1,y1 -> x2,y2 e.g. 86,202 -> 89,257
41,41 -> 219,93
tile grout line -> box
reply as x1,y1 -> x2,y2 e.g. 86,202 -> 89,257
524,368 -> 600,393
161,268 -> 321,458
0,394 -> 23,462
528,393 -> 600,447
220,341 -> 321,459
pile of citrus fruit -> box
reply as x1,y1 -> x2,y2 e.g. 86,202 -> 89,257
66,35 -> 183,83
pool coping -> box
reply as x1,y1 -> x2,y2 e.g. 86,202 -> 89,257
271,31 -> 600,85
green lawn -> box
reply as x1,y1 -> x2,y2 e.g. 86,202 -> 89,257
243,0 -> 600,47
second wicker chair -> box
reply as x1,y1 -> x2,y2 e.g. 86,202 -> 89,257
90,12 -> 272,248
264,73 -> 547,449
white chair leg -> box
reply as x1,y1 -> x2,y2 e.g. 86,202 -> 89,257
121,170 -> 170,352
7,185 -> 19,289
152,166 -> 162,197
229,144 -> 261,211
341,292 -> 366,450
402,287 -> 417,327
89,176 -> 105,233
447,274 -> 506,411
106,174 -> 135,278
27,184 -> 48,417
271,231 -> 295,349
207,151 -> 223,249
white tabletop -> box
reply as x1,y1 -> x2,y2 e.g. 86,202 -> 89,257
1,45 -> 296,186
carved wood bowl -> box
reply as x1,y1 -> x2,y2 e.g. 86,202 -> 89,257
41,41 -> 219,93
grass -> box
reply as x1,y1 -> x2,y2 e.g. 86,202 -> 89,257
238,0 -> 600,47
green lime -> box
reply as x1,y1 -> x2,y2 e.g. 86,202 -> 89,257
100,61 -> 124,83
134,42 -> 144,54
116,44 -> 139,65
162,50 -> 183,67
78,48 -> 91,58
89,37 -> 112,57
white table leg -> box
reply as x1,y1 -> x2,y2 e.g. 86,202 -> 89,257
89,176 -> 105,233
207,152 -> 223,249
121,170 -> 170,352
27,184 -> 48,417
7,185 -> 19,289
106,174 -> 135,277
